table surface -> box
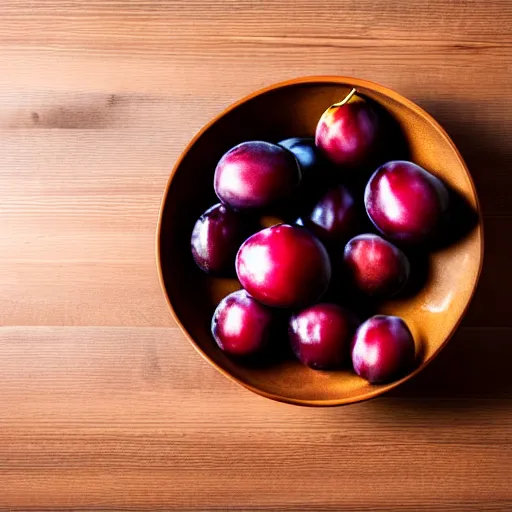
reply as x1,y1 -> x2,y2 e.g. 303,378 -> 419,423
0,1 -> 511,510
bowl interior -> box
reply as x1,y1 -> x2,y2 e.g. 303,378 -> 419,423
158,78 -> 482,405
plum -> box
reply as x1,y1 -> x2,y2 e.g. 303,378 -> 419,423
279,136 -> 333,207
191,203 -> 257,275
365,160 -> 449,243
278,137 -> 327,180
351,315 -> 415,384
315,88 -> 383,170
236,224 -> 331,308
214,141 -> 301,210
289,303 -> 359,369
343,234 -> 410,298
299,184 -> 359,247
211,289 -> 274,357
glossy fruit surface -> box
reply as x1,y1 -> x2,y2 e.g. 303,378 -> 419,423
343,234 -> 410,297
211,290 -> 274,356
351,315 -> 415,384
289,303 -> 359,369
315,90 -> 382,170
191,203 -> 256,274
365,160 -> 449,243
236,224 -> 331,308
279,136 -> 335,212
299,184 -> 359,246
278,137 -> 326,179
214,140 -> 301,210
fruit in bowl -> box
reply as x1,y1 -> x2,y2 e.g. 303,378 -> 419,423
157,77 -> 482,406
365,160 -> 449,243
343,234 -> 410,298
191,203 -> 257,275
214,140 -> 301,210
315,88 -> 384,171
211,289 -> 275,357
200,134 -> 426,383
298,184 -> 360,248
289,303 -> 359,369
236,224 -> 331,308
351,315 -> 415,384
278,137 -> 327,182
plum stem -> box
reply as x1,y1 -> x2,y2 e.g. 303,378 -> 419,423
330,88 -> 357,108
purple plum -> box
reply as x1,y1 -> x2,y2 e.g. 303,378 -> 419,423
299,184 -> 359,246
365,160 -> 449,243
343,234 -> 410,298
191,203 -> 256,275
214,141 -> 301,210
351,315 -> 415,383
236,224 -> 331,308
315,89 -> 383,170
211,289 -> 275,357
289,303 -> 359,369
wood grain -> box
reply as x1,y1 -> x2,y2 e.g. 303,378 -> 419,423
0,327 -> 510,511
0,0 -> 510,509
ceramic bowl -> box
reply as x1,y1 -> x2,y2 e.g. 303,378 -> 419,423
156,76 -> 483,406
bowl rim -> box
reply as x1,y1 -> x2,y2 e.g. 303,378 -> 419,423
156,75 -> 485,407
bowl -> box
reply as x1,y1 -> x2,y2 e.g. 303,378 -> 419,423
156,76 -> 483,406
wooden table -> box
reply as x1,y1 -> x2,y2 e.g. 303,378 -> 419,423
0,1 -> 510,510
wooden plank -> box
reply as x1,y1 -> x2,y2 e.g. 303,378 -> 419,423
0,213 -> 506,327
0,0 -> 511,45
0,326 -> 510,510
0,326 -> 508,403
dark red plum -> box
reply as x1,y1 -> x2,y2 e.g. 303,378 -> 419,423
365,160 -> 449,243
343,234 -> 410,298
315,89 -> 383,170
236,224 -> 331,308
211,289 -> 274,357
191,203 -> 257,275
278,137 -> 327,179
351,315 -> 415,384
214,141 -> 301,210
299,184 -> 359,247
289,303 -> 359,369
279,136 -> 335,213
